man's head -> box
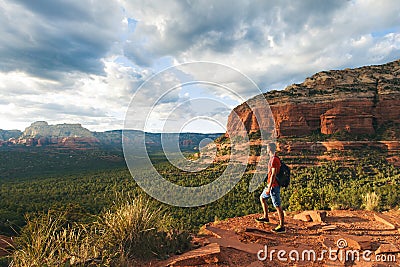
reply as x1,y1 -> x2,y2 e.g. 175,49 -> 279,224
267,142 -> 276,155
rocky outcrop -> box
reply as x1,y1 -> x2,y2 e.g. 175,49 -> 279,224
15,121 -> 99,148
15,135 -> 100,148
21,121 -> 94,139
277,141 -> 400,153
227,59 -> 400,138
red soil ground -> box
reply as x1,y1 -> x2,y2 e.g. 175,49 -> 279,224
153,209 -> 400,267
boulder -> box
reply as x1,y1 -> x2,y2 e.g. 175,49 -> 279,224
293,211 -> 327,223
293,213 -> 313,222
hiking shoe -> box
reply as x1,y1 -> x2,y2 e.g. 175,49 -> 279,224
255,217 -> 270,223
272,225 -> 286,233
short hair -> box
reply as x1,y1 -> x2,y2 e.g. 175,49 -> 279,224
267,142 -> 276,153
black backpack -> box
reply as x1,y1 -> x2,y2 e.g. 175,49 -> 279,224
275,157 -> 290,188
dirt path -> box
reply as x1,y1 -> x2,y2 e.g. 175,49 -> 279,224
155,209 -> 400,267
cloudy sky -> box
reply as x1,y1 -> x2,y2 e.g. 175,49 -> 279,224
0,0 -> 399,133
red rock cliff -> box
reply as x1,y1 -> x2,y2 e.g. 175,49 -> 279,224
227,59 -> 400,138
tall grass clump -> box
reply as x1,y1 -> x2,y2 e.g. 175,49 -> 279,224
99,195 -> 191,262
362,192 -> 381,211
10,212 -> 66,266
10,211 -> 101,266
9,195 -> 191,266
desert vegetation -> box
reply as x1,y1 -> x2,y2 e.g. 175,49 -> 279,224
3,195 -> 190,266
0,147 -> 399,265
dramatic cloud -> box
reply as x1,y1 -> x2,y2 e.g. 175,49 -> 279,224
0,0 -> 123,78
123,0 -> 400,90
0,0 -> 399,132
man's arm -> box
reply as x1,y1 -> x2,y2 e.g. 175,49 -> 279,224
266,167 -> 277,194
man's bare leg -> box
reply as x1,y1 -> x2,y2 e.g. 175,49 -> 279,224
276,206 -> 284,226
260,196 -> 269,219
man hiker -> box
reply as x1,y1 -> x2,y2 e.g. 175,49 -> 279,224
256,142 -> 285,233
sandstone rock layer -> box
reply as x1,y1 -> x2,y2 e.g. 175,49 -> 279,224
227,60 -> 400,138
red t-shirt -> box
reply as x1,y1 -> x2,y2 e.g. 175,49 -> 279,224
268,155 -> 281,188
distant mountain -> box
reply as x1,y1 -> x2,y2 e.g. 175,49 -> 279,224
0,129 -> 22,141
21,121 -> 93,138
0,121 -> 223,150
95,130 -> 221,151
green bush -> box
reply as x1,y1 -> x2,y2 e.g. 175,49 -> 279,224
289,188 -> 317,211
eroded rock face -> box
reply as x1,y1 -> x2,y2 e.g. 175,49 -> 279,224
21,121 -> 94,139
320,106 -> 375,135
17,121 -> 100,148
18,136 -> 100,148
227,59 -> 400,138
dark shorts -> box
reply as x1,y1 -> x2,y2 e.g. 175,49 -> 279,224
260,186 -> 281,207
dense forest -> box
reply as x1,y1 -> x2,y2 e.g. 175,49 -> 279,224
0,144 -> 399,265
0,147 -> 399,237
